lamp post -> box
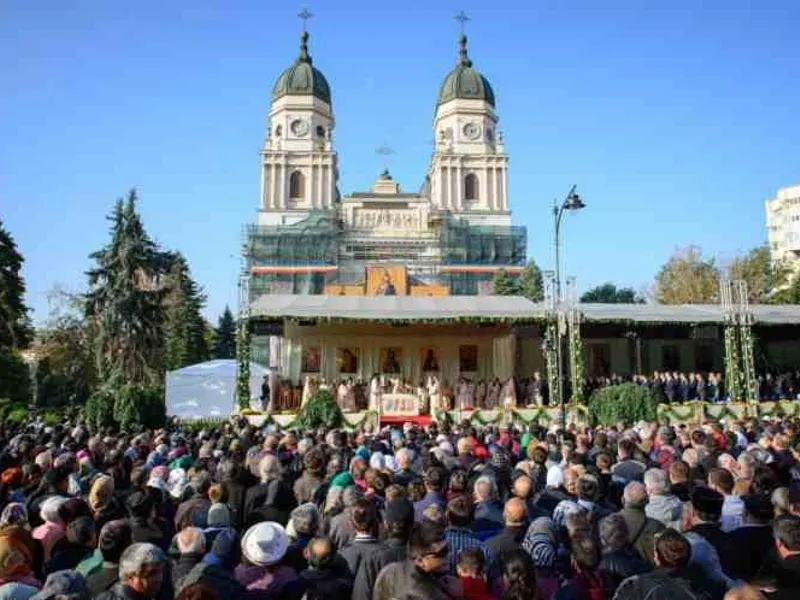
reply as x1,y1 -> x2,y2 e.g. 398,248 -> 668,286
553,185 -> 585,426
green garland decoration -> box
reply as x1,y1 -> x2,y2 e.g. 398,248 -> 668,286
740,324 -> 757,404
568,312 -> 585,403
544,322 -> 560,408
236,315 -> 252,410
511,408 -> 553,424
470,409 -> 503,425
658,404 -> 697,422
724,325 -> 742,402
703,403 -> 739,422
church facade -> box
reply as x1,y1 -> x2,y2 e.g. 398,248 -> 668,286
243,29 -> 527,304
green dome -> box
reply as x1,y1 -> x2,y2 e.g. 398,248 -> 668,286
437,35 -> 495,107
271,32 -> 332,105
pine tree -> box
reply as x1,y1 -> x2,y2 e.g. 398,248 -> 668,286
492,269 -> 520,296
519,260 -> 544,302
0,218 -> 33,404
211,306 -> 237,359
163,252 -> 208,370
86,190 -> 170,385
0,218 -> 33,350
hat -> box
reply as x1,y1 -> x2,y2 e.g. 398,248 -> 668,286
384,498 -> 414,524
208,503 -> 231,528
330,472 -> 355,489
691,486 -> 724,517
241,522 -> 288,567
0,581 -> 38,600
30,570 -> 89,600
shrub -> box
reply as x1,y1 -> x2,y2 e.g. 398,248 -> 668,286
7,407 -> 29,425
85,390 -> 117,430
0,350 -> 31,405
296,389 -> 343,430
588,383 -> 658,426
114,385 -> 165,431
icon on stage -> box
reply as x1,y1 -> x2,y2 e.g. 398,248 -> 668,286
380,347 -> 402,373
302,347 -> 321,373
421,347 -> 440,372
376,272 -> 396,296
336,348 -> 359,374
459,345 -> 478,373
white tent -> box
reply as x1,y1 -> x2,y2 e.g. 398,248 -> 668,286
165,360 -> 268,421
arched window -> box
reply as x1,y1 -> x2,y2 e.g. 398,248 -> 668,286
464,173 -> 479,201
289,171 -> 305,199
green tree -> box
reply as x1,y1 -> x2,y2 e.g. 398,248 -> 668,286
492,269 -> 519,295
655,246 -> 720,304
771,273 -> 800,304
211,306 -> 237,359
581,282 -> 642,303
519,260 -> 544,302
727,245 -> 790,303
163,253 -> 208,370
86,190 -> 171,386
35,286 -> 96,407
0,218 -> 33,350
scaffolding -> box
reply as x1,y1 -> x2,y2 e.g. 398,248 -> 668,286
242,210 -> 528,296
243,211 -> 340,297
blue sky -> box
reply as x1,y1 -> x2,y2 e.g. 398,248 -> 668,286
2,1 -> 798,325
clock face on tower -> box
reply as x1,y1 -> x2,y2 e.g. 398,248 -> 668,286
290,119 -> 309,137
463,122 -> 481,140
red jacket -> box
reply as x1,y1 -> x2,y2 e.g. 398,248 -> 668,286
460,576 -> 496,600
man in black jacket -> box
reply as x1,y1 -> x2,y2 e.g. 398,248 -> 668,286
597,513 -> 651,593
727,494 -> 775,582
299,537 -> 352,600
86,520 -> 133,598
766,516 -> 800,600
352,497 -> 414,600
614,528 -> 702,600
339,498 -> 382,578
486,498 -> 528,560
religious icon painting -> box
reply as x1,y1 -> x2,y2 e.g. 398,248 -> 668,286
302,347 -> 321,373
420,347 -> 440,372
336,348 -> 359,374
380,347 -> 402,374
459,345 -> 478,373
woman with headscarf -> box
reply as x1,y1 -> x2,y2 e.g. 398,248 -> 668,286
89,475 -> 125,532
0,504 -> 29,531
24,467 -> 69,529
520,517 -> 560,599
0,526 -> 41,591
31,498 -> 66,563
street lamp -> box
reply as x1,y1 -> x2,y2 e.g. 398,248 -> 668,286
552,185 -> 585,426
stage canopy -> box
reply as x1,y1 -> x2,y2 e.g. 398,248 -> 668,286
249,294 -> 539,323
249,294 -> 800,326
166,360 -> 268,421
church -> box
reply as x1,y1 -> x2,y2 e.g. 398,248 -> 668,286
243,26 -> 527,302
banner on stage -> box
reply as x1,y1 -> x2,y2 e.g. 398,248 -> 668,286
382,393 -> 419,416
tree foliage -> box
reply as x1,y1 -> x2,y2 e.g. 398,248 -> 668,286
86,190 -> 171,386
655,246 -> 720,304
211,306 -> 237,359
35,287 -> 96,407
493,260 -> 544,301
581,282 -> 642,304
588,383 -> 658,426
727,245 -> 789,303
0,218 -> 33,350
296,388 -> 343,429
163,252 -> 209,370
519,260 -> 544,302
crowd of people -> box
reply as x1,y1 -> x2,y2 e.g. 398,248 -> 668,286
587,370 -> 800,404
0,412 -> 799,600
